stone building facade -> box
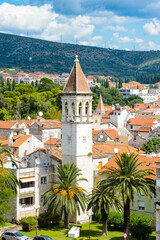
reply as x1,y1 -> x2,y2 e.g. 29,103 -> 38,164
61,55 -> 93,223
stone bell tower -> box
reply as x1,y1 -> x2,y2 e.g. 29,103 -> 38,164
61,55 -> 93,223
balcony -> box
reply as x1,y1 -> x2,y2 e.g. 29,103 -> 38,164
19,168 -> 34,174
19,205 -> 35,212
20,187 -> 35,195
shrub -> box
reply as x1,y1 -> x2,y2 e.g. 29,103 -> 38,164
130,213 -> 153,240
20,216 -> 37,231
38,211 -> 61,228
108,211 -> 124,231
94,212 -> 101,223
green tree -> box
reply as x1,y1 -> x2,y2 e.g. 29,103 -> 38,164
15,83 -> 36,95
141,138 -> 160,154
12,79 -> 16,91
43,163 -> 87,228
92,93 -> 99,111
0,147 -> 18,194
0,187 -> 15,223
87,185 -> 121,236
105,79 -> 109,88
100,152 -> 155,240
1,79 -> 4,88
38,78 -> 55,92
9,82 -> 12,91
0,108 -> 9,120
35,80 -> 38,87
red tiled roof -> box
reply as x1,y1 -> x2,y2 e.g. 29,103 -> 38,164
103,129 -> 119,140
63,56 -> 91,93
101,119 -> 110,123
138,127 -> 151,132
11,135 -> 31,148
93,143 -> 144,156
102,110 -> 113,119
96,94 -> 105,112
99,154 -> 158,179
129,118 -> 156,126
0,121 -> 17,129
92,130 -> 100,136
44,138 -> 62,145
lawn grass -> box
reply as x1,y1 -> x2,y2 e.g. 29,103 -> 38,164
20,222 -> 156,240
0,222 -> 12,229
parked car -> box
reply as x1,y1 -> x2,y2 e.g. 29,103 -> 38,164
1,231 -> 29,240
33,236 -> 54,240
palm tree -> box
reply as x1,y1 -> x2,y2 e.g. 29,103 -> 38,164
0,146 -> 19,194
87,184 -> 122,236
100,152 -> 155,240
43,162 -> 87,228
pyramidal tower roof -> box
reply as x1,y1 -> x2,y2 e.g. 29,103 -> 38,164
63,55 -> 91,94
96,94 -> 105,114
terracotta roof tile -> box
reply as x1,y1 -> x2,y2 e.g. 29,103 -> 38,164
38,120 -> 61,129
63,56 -> 91,93
101,119 -> 110,123
99,154 -> 158,179
11,135 -> 31,148
44,138 -> 62,145
103,129 -> 119,140
93,143 -> 144,157
102,110 -> 113,119
129,118 -> 156,126
138,127 -> 151,132
96,94 -> 105,113
92,130 -> 100,136
0,121 -> 17,129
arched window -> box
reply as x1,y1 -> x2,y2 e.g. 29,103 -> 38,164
79,102 -> 82,121
65,102 -> 68,121
71,102 -> 75,121
85,101 -> 89,121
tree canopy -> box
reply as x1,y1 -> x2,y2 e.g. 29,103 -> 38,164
141,138 -> 160,154
43,163 -> 87,228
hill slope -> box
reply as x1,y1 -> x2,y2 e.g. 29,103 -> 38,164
1,33 -> 160,78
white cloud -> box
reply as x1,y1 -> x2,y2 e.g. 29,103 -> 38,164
0,3 -> 55,32
143,18 -> 160,35
148,41 -> 160,50
135,38 -> 144,43
0,3 -> 97,43
119,36 -> 133,43
107,25 -> 127,32
113,32 -> 119,38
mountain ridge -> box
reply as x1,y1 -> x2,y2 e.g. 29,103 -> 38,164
1,32 -> 160,78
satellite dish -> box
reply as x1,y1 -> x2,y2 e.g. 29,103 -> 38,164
35,158 -> 40,165
39,112 -> 43,117
114,147 -> 119,154
28,116 -> 31,120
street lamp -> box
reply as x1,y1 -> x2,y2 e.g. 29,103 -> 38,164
34,205 -> 40,236
86,211 -> 93,240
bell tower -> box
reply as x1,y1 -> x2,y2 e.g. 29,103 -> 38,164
61,55 -> 93,223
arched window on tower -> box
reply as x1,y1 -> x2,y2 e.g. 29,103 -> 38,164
65,102 -> 68,121
85,101 -> 89,122
79,102 -> 82,122
71,102 -> 75,121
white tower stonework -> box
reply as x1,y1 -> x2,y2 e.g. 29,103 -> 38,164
61,55 -> 93,223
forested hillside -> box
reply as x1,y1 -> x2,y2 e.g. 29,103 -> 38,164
1,33 -> 160,78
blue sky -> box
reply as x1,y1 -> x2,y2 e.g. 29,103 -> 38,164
1,0 -> 160,50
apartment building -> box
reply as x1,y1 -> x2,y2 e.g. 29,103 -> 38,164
5,147 -> 61,220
